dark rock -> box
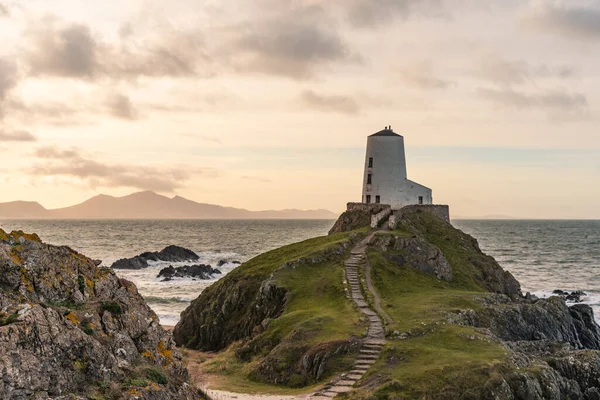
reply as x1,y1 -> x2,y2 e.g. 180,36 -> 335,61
371,234 -> 452,281
552,289 -> 588,303
157,264 -> 221,280
0,229 -> 198,399
111,245 -> 199,269
217,259 -> 241,267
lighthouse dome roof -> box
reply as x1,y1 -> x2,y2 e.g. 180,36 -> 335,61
369,128 -> 402,137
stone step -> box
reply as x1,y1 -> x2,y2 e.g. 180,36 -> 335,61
357,354 -> 380,360
360,349 -> 380,354
362,344 -> 384,350
346,374 -> 364,380
327,386 -> 353,393
337,380 -> 356,387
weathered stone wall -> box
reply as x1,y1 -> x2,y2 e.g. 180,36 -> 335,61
389,205 -> 450,228
346,202 -> 391,214
371,208 -> 392,228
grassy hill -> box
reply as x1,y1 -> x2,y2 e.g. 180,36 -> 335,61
174,209 -> 600,399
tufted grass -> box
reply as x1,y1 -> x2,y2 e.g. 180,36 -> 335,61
338,237 -> 509,400
192,229 -> 368,394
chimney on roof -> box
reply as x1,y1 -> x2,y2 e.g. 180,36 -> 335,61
390,125 -> 393,131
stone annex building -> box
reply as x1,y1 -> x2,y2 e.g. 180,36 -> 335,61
362,126 -> 432,208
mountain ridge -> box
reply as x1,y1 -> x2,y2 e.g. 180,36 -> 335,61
0,191 -> 336,220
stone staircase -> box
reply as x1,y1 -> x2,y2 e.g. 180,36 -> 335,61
312,234 -> 386,399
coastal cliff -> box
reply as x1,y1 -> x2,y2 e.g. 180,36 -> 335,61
0,229 -> 201,399
174,207 -> 600,399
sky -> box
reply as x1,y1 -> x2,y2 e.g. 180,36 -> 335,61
0,0 -> 599,218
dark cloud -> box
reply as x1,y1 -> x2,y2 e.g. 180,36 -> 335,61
0,130 -> 37,142
399,61 -> 450,89
521,2 -> 600,40
343,0 -> 446,28
31,146 -> 211,192
24,18 -> 208,80
222,5 -> 353,79
298,90 -> 360,114
106,93 -> 137,120
0,58 -> 18,113
477,87 -> 588,115
26,22 -> 99,78
479,55 -> 576,85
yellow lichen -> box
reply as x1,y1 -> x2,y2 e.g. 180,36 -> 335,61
65,312 -> 79,324
142,351 -> 156,361
157,341 -> 173,365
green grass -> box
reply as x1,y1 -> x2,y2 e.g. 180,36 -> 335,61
350,246 -> 509,399
101,301 -> 123,315
197,230 -> 368,393
145,368 -> 168,385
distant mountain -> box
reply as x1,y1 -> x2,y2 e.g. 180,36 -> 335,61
0,191 -> 337,220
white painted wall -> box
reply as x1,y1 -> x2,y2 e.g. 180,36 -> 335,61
361,133 -> 432,209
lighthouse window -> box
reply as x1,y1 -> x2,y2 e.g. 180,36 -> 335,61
366,195 -> 371,204
368,157 -> 373,168
367,174 -> 372,184
376,195 -> 381,204
418,196 -> 423,204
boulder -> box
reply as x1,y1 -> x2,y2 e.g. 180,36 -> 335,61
0,229 -> 199,399
157,264 -> 222,280
111,245 -> 199,269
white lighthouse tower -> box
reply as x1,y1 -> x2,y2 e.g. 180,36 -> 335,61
361,126 -> 432,209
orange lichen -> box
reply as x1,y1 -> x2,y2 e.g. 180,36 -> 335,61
9,231 -> 41,243
142,351 -> 156,361
128,388 -> 142,396
65,312 -> 79,324
157,341 -> 173,365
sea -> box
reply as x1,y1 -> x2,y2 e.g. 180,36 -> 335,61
1,219 -> 599,325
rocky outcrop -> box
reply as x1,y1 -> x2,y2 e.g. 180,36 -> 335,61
0,229 -> 199,399
329,203 -> 390,235
174,272 -> 288,351
173,238 -> 357,351
371,233 -> 453,281
111,245 -> 199,269
158,264 -> 221,281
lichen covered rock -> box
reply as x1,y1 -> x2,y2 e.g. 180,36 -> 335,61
0,229 -> 200,399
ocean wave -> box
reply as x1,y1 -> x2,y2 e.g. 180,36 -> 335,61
143,296 -> 191,304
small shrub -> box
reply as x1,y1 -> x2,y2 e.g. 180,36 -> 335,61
77,275 -> 86,294
101,301 -> 123,315
123,378 -> 148,388
145,368 -> 168,385
0,313 -> 18,327
80,318 -> 94,335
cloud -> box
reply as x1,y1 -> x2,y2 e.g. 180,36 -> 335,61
106,93 -> 137,120
0,58 -> 18,115
342,0 -> 446,28
398,60 -> 451,89
26,22 -> 99,78
221,5 -> 354,79
30,146 -> 212,192
478,54 -> 575,85
477,87 -> 589,116
0,130 -> 37,142
520,1 -> 600,40
0,3 -> 9,17
24,18 -> 209,80
297,90 -> 360,114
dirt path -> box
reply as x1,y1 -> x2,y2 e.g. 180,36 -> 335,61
312,231 -> 386,399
